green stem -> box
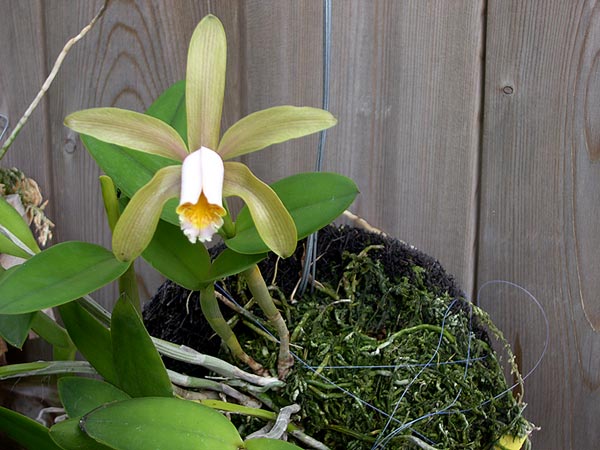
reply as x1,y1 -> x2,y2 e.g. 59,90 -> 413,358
100,175 -> 140,313
243,265 -> 293,379
220,199 -> 236,238
118,265 -> 141,313
30,311 -> 76,360
200,283 -> 265,375
0,361 -> 96,380
77,295 -> 283,389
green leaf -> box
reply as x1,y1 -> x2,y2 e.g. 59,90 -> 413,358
0,195 -> 40,258
0,312 -> 34,348
142,219 -> 211,290
81,397 -> 243,450
145,80 -> 187,142
112,165 -> 181,262
0,242 -> 130,315
244,438 -> 304,450
226,172 -> 359,255
111,296 -> 172,398
50,418 -> 113,450
186,14 -> 226,151
223,162 -> 296,258
218,106 -> 337,160
58,377 -> 130,418
0,406 -> 63,450
207,248 -> 267,282
59,300 -> 118,385
65,107 -> 188,160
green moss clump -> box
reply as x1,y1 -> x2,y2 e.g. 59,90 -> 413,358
225,244 -> 533,449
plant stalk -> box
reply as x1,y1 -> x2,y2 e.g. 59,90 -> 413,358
30,311 -> 76,360
200,283 -> 265,375
100,175 -> 141,313
243,264 -> 293,379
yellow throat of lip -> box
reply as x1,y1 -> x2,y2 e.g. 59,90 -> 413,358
176,193 -> 226,229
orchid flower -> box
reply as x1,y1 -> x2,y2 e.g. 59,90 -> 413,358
64,15 -> 336,262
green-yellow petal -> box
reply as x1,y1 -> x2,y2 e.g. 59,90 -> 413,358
493,434 -> 527,450
64,108 -> 187,160
186,15 -> 226,151
217,106 -> 337,160
112,166 -> 181,262
223,162 -> 296,258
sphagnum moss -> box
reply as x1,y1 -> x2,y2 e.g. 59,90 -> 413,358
225,237 -> 532,449
145,226 -> 533,449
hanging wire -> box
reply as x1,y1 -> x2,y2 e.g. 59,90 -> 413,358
299,0 -> 332,295
0,114 -> 9,144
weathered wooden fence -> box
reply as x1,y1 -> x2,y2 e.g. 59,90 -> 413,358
1,1 -> 598,448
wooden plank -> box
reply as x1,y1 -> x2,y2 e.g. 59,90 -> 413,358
239,1 -> 485,294
332,1 -> 484,294
479,1 -> 600,448
239,0 -> 324,180
41,0 -> 242,309
0,0 -> 54,217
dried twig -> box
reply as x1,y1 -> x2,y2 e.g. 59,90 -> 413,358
0,0 -> 110,160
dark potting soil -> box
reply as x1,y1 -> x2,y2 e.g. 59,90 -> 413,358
143,225 -> 486,376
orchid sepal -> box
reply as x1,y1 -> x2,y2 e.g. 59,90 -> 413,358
186,14 -> 226,151
218,105 -> 337,160
223,162 -> 296,258
64,108 -> 188,160
112,166 -> 181,262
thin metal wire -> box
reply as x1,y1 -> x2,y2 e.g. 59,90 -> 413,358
0,114 -> 9,143
299,0 -> 332,295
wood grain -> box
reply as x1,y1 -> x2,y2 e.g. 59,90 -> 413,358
239,1 -> 485,295
479,1 -> 600,448
0,1 -> 54,217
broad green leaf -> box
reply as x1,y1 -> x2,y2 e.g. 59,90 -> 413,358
244,438 -> 304,450
65,107 -> 188,160
112,165 -> 181,262
223,162 -> 296,258
206,248 -> 267,282
0,195 -> 40,258
0,406 -> 63,450
59,300 -> 118,385
58,377 -> 130,418
145,80 -> 187,142
226,172 -> 358,255
187,14 -> 226,151
142,219 -> 211,290
0,312 -> 34,348
111,296 -> 172,398
50,418 -> 113,450
81,397 -> 243,450
0,242 -> 130,315
218,106 -> 337,160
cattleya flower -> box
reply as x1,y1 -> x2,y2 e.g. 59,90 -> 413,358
64,15 -> 336,261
